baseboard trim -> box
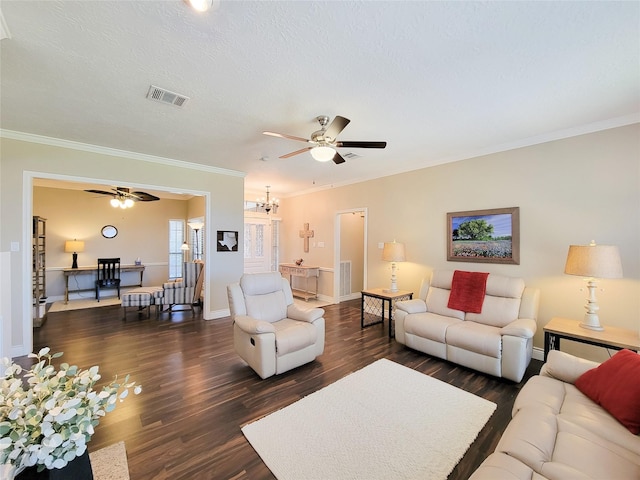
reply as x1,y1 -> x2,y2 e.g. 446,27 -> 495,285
532,346 -> 544,362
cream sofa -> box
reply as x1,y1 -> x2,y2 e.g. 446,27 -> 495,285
394,270 -> 540,382
470,350 -> 640,479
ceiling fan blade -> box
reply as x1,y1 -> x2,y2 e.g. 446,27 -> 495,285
280,146 -> 313,158
131,191 -> 160,201
324,116 -> 350,141
85,189 -> 115,196
332,151 -> 346,164
263,131 -> 310,143
337,141 -> 387,149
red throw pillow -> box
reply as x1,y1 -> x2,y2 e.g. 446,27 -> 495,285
575,349 -> 640,434
447,270 -> 489,314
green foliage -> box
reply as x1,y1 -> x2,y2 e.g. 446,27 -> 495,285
0,347 -> 141,474
456,219 -> 494,241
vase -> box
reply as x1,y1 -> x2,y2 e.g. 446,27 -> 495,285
14,451 -> 93,480
0,464 -> 25,480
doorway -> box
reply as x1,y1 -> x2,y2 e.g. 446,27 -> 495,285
334,208 -> 367,303
23,172 -> 210,356
243,213 -> 280,273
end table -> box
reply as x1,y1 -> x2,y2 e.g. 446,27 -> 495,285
543,317 -> 640,361
361,288 -> 413,338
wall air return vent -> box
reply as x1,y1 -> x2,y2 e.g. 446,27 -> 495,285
146,85 -> 190,108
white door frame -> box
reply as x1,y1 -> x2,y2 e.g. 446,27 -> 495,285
333,207 -> 368,303
21,171 -> 211,357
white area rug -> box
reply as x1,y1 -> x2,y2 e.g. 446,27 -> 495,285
90,441 -> 130,480
49,298 -> 121,313
242,359 -> 496,480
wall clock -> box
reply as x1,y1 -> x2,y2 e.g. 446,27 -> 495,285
101,225 -> 118,239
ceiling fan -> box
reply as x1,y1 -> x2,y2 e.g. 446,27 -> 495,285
85,187 -> 160,208
263,115 -> 387,164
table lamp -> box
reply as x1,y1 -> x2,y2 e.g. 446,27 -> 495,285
564,240 -> 623,331
382,241 -> 406,293
64,240 -> 85,269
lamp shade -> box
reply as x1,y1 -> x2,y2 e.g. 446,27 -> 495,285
187,221 -> 204,230
310,146 -> 336,162
64,240 -> 85,253
382,241 -> 406,262
564,243 -> 623,279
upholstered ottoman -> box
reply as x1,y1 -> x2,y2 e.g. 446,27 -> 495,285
121,286 -> 164,320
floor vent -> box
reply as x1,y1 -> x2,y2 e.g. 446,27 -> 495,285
146,85 -> 190,108
340,261 -> 352,297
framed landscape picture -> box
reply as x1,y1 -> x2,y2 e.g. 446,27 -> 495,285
447,207 -> 520,264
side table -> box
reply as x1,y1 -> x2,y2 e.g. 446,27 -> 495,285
279,263 -> 320,300
361,288 -> 413,338
543,317 -> 640,361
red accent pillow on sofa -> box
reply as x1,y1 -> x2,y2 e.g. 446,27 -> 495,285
575,349 -> 640,434
447,270 -> 489,313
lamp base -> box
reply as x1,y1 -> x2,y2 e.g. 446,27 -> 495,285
71,253 -> 78,269
579,313 -> 604,331
384,262 -> 399,294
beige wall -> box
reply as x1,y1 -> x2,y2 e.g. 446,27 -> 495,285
279,124 -> 640,362
3,125 -> 638,362
1,136 -> 245,357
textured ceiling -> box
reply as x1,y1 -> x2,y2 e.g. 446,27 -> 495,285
1,1 -> 639,199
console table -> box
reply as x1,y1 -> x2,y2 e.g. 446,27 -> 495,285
63,264 -> 145,304
361,288 -> 413,338
543,317 -> 640,361
279,264 -> 319,301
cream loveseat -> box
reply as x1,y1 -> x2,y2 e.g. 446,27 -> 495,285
394,270 -> 540,382
470,350 -> 640,479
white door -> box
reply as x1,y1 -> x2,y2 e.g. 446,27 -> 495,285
244,215 -> 273,273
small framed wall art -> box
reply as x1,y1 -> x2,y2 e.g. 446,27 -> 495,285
101,225 -> 118,239
217,231 -> 238,252
447,207 -> 520,264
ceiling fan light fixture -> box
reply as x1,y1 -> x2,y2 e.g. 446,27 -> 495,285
310,146 -> 335,162
110,197 -> 120,208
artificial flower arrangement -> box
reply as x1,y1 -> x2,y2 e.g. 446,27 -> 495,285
0,347 -> 141,478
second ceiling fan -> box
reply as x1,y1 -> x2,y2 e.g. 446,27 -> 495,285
263,115 -> 386,164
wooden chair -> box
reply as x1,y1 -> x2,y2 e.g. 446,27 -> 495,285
96,258 -> 121,302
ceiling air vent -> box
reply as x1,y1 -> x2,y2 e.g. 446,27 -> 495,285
342,152 -> 361,159
146,85 -> 190,108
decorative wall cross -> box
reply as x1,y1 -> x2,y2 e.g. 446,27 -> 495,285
299,223 -> 314,253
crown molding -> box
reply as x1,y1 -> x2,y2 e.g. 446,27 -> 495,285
0,129 -> 245,178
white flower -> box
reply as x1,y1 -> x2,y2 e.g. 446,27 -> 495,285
0,348 -> 141,472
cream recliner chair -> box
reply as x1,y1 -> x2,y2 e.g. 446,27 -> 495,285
227,272 -> 325,379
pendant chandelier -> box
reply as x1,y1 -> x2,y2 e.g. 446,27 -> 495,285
257,186 -> 279,214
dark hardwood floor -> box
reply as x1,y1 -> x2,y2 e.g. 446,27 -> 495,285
21,299 -> 542,480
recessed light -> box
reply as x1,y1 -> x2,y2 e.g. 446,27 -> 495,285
184,0 -> 219,13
